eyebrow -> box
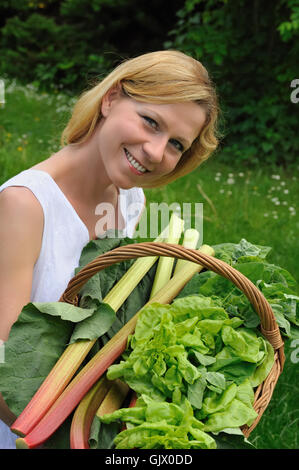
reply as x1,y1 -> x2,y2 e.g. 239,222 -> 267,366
145,109 -> 192,150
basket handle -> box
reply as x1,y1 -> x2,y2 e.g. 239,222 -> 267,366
60,242 -> 284,358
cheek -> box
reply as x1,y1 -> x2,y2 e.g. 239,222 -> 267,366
160,152 -> 182,174
106,113 -> 143,143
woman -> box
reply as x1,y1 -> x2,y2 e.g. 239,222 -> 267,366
0,49 -> 219,448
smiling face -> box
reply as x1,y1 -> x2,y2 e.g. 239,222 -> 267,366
95,87 -> 207,189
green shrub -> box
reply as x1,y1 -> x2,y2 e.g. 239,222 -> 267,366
165,0 -> 299,167
0,0 -> 183,92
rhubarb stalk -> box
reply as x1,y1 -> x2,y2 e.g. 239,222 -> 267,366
15,244 -> 214,449
96,380 -> 129,418
70,378 -> 129,449
69,376 -> 111,449
150,213 -> 184,298
11,232 -> 167,437
173,228 -> 200,275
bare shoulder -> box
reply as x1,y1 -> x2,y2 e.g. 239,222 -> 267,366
0,184 -> 43,209
0,186 -> 44,262
0,185 -> 44,222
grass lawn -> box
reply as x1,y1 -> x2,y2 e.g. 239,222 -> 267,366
0,79 -> 298,449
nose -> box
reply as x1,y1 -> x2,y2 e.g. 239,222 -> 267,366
142,135 -> 168,165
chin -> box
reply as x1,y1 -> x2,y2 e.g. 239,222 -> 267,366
111,170 -> 143,190
112,175 -> 136,190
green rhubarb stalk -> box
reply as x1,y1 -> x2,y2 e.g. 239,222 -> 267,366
96,379 -> 130,438
11,232 -> 168,438
70,376 -> 111,449
149,213 -> 184,298
15,244 -> 215,449
95,380 -> 130,418
70,378 -> 129,449
173,228 -> 200,275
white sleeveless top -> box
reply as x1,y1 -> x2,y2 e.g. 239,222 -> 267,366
0,168 -> 145,448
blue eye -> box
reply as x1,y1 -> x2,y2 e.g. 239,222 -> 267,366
142,116 -> 159,130
170,139 -> 184,153
142,115 -> 184,153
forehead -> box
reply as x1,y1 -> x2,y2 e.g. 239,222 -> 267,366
134,100 -> 206,144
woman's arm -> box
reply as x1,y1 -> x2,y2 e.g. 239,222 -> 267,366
0,186 -> 44,423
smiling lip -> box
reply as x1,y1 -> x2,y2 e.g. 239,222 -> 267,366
124,148 -> 149,175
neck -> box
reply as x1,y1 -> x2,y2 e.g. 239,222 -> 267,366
49,130 -> 117,207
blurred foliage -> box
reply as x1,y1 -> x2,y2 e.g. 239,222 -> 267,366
165,0 -> 299,167
0,0 -> 298,166
0,0 -> 183,92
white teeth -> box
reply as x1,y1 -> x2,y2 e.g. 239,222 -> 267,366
124,149 -> 147,173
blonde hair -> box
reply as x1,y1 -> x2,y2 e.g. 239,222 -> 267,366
61,50 -> 220,188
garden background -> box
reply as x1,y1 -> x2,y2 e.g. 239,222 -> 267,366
0,0 -> 298,449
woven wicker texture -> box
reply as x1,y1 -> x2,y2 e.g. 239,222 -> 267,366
59,242 -> 285,438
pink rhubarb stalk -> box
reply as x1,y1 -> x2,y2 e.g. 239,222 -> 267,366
15,245 -> 214,449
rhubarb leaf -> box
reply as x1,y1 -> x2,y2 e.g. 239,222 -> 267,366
0,300 -> 116,416
69,300 -> 116,343
89,416 -> 119,449
0,304 -> 74,416
76,234 -> 135,304
28,301 -> 96,322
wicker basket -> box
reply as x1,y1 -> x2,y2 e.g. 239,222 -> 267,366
59,241 -> 285,439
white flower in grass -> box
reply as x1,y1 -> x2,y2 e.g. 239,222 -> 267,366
227,177 -> 235,185
283,189 -> 289,194
238,172 -> 244,177
271,174 -> 281,180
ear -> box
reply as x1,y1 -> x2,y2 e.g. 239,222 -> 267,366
101,83 -> 122,117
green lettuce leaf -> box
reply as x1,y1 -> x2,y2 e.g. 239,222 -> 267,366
221,326 -> 266,363
203,398 -> 258,432
99,397 -> 217,449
